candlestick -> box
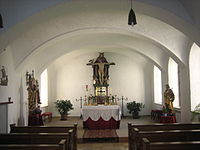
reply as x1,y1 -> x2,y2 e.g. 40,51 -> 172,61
117,96 -> 128,118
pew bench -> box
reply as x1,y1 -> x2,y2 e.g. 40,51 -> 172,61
10,123 -> 77,150
133,129 -> 200,150
0,143 -> 66,150
128,122 -> 200,150
0,133 -> 69,149
142,138 -> 200,150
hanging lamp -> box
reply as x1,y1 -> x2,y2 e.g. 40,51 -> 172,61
0,14 -> 3,28
128,0 -> 137,26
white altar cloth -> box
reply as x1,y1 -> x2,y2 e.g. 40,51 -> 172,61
82,105 -> 121,121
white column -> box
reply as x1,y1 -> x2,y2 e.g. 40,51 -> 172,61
179,65 -> 191,122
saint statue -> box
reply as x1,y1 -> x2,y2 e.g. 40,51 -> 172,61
164,84 -> 175,114
1,66 -> 6,78
0,66 -> 8,86
26,71 -> 41,113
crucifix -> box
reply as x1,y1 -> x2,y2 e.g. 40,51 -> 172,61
87,52 -> 115,86
87,52 -> 115,104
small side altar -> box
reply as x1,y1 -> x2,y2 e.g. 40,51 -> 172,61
82,105 -> 121,129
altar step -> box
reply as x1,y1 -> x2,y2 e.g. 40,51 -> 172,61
82,129 -> 119,143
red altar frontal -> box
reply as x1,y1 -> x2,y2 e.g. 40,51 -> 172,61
82,105 -> 121,129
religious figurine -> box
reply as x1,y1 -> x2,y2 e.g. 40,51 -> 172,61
0,66 -> 8,86
26,70 -> 41,114
164,84 -> 175,114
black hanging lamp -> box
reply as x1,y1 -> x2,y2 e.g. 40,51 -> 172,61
0,14 -> 3,28
128,0 -> 137,26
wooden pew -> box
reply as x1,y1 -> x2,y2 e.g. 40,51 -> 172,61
142,138 -> 200,150
10,123 -> 77,150
133,129 -> 200,150
0,143 -> 66,150
0,133 -> 68,150
128,122 -> 200,150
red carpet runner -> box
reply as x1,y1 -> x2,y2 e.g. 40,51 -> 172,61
83,129 -> 119,142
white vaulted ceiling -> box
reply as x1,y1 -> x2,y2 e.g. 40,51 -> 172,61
0,0 -> 199,72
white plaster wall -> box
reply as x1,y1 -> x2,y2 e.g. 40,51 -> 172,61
47,52 -> 152,117
0,47 -> 21,131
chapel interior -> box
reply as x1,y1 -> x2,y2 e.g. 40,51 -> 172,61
1,0 -> 200,150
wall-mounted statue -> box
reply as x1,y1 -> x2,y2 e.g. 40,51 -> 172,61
0,66 -> 8,86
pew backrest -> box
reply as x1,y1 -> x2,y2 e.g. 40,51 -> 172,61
129,122 -> 200,131
142,138 -> 200,150
0,143 -> 65,150
128,122 -> 200,150
0,133 -> 69,145
135,129 -> 200,150
10,123 -> 77,150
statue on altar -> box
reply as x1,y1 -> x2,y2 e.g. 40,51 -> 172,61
87,52 -> 115,104
164,84 -> 175,114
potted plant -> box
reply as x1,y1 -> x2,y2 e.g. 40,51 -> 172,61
55,99 -> 73,120
127,101 -> 145,119
191,103 -> 200,121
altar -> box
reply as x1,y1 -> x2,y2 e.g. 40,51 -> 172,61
82,105 -> 121,129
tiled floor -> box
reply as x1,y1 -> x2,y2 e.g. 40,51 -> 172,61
44,115 -> 156,138
44,116 -> 156,150
78,143 -> 128,150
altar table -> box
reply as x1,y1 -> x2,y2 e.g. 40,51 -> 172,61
82,105 -> 121,129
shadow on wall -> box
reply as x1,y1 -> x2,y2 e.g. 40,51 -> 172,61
18,78 -> 25,126
142,63 -> 153,116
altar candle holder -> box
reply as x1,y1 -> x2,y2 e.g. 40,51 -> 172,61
84,95 -> 87,105
76,97 -> 83,108
117,96 -> 128,118
76,97 -> 83,118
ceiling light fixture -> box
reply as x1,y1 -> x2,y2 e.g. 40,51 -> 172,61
0,14 -> 3,28
128,0 -> 137,26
